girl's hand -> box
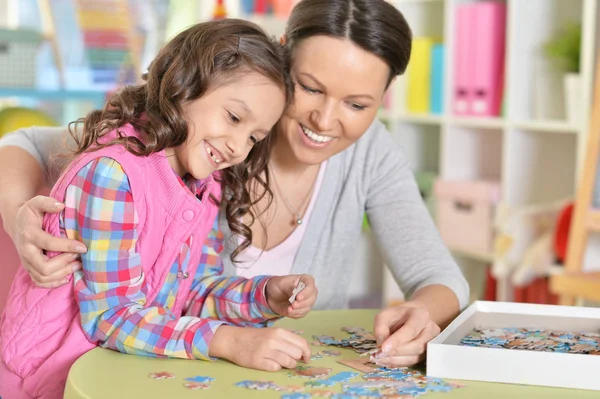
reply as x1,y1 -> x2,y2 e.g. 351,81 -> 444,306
372,302 -> 441,367
266,274 -> 318,318
210,325 -> 311,371
13,196 -> 86,288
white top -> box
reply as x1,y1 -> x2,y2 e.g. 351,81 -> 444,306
235,161 -> 328,278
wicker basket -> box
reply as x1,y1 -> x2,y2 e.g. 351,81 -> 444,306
0,29 -> 44,88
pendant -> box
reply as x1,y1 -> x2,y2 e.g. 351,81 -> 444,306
296,218 -> 303,225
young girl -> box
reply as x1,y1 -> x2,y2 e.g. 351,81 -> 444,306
0,19 -> 316,399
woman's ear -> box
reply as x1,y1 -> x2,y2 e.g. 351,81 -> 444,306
280,34 -> 287,45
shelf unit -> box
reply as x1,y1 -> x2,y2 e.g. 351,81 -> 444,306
379,0 -> 599,304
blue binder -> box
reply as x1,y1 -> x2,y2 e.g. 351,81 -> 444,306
430,44 -> 445,115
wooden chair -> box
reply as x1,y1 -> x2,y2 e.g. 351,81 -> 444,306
549,53 -> 600,305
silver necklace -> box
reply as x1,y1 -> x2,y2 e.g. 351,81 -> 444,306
270,166 -> 316,226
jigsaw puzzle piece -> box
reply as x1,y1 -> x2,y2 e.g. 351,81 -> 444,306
184,375 -> 215,384
281,393 -> 312,399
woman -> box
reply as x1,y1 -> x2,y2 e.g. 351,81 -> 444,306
0,0 -> 468,368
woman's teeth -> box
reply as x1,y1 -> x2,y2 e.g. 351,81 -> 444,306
205,144 -> 222,164
302,125 -> 333,143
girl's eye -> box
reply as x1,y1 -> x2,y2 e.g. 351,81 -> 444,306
227,111 -> 240,124
249,135 -> 258,145
350,103 -> 366,111
300,83 -> 320,94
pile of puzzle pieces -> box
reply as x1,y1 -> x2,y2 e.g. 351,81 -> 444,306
460,327 -> 600,354
312,326 -> 378,356
235,365 -> 463,398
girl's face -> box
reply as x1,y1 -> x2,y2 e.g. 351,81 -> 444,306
279,36 -> 391,166
170,71 -> 285,179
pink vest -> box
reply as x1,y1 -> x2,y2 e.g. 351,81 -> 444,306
0,126 -> 221,398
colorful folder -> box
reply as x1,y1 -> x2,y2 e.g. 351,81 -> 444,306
430,44 -> 445,114
471,1 -> 507,117
453,4 -> 476,115
407,37 -> 434,113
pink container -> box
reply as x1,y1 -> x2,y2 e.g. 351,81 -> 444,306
0,217 -> 20,315
434,179 -> 501,255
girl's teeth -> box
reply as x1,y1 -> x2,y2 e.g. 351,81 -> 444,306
205,145 -> 221,164
302,125 -> 333,143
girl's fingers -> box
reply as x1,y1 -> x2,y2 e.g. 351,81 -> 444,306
281,332 -> 311,361
266,350 -> 298,370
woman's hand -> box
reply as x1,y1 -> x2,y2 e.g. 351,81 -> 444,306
266,274 -> 318,318
13,196 -> 86,288
210,325 -> 311,371
372,302 -> 441,367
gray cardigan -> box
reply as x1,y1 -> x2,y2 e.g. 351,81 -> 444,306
0,121 -> 469,310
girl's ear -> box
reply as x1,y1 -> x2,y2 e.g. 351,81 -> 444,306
280,34 -> 287,45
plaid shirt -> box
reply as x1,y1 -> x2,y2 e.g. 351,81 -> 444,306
61,157 -> 277,361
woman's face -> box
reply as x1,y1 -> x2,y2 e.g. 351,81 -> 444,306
279,35 -> 391,166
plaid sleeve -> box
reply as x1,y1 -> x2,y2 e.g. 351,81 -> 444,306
184,217 -> 280,326
66,157 -> 224,360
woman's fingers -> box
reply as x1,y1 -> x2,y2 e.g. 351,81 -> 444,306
28,227 -> 86,254
24,253 -> 81,287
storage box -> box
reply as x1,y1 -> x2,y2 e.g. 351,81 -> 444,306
434,179 -> 501,254
427,301 -> 600,391
0,29 -> 44,88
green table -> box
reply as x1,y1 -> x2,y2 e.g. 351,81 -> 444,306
65,310 -> 597,398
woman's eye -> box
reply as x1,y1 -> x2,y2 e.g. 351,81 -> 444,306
228,111 -> 240,124
249,135 -> 258,144
300,83 -> 320,94
350,103 -> 366,111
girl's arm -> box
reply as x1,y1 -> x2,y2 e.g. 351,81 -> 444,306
183,218 -> 279,326
70,157 -> 225,360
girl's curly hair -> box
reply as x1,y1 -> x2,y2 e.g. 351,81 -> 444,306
68,19 -> 293,262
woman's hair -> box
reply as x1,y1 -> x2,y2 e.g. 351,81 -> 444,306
68,19 -> 293,262
285,0 -> 412,85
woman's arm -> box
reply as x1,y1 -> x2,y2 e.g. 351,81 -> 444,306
0,145 -> 45,239
365,123 -> 469,315
364,121 -> 469,366
0,127 -> 86,287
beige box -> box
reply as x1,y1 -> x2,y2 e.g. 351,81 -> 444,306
434,180 -> 501,254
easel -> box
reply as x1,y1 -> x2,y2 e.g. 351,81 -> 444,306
549,53 -> 600,305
